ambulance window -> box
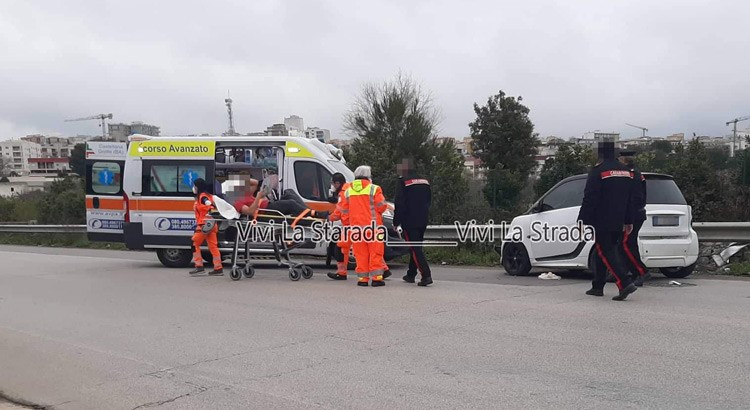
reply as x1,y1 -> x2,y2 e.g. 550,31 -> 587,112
90,162 -> 121,195
146,164 -> 207,195
294,161 -> 331,201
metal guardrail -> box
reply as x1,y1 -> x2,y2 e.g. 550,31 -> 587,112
0,222 -> 748,242
0,224 -> 86,233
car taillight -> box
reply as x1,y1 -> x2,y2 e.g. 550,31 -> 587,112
123,193 -> 130,223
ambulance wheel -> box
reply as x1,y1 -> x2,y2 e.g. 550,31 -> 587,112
289,267 -> 302,281
243,265 -> 255,278
157,248 -> 192,268
302,266 -> 313,279
230,267 -> 242,281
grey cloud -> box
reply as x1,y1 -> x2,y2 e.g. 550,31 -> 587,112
1,0 -> 748,140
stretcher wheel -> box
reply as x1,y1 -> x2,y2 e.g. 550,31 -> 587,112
289,267 -> 302,281
243,265 -> 255,279
230,266 -> 242,281
302,266 -> 313,279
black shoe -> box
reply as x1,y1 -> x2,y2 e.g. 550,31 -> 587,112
417,276 -> 433,286
612,284 -> 637,301
327,272 -> 347,280
633,276 -> 645,287
208,268 -> 224,276
402,275 -> 416,283
189,267 -> 205,275
383,270 -> 392,279
357,280 -> 369,287
372,280 -> 385,287
586,288 -> 604,297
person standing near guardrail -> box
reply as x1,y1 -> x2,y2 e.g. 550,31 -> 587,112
327,172 -> 392,281
578,142 -> 637,300
394,157 -> 433,287
189,178 -> 223,276
340,165 -> 389,287
618,150 -> 649,287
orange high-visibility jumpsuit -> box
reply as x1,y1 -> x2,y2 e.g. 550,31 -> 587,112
341,179 -> 388,284
192,192 -> 222,271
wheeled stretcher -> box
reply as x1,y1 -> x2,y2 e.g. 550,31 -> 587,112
212,208 -> 326,281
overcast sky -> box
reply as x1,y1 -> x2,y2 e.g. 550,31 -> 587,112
1,0 -> 748,141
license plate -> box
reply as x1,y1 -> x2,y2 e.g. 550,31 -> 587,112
653,215 -> 679,226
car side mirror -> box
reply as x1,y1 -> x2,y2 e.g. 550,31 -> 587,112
531,202 -> 543,213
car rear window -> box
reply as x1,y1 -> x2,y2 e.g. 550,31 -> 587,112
646,178 -> 687,205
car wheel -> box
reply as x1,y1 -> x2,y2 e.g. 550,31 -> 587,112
660,263 -> 696,279
502,243 -> 531,276
157,248 -> 193,268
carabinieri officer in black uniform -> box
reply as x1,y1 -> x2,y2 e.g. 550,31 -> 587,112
618,150 -> 648,286
394,158 -> 433,286
578,141 -> 638,301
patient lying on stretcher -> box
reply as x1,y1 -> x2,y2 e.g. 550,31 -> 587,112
231,177 -> 328,220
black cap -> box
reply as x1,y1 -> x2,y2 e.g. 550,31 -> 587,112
618,149 -> 636,157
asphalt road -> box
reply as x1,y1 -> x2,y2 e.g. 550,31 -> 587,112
1,245 -> 749,409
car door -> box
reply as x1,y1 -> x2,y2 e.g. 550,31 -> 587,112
85,155 -> 126,242
528,178 -> 588,261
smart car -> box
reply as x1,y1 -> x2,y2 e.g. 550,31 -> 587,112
499,173 -> 699,278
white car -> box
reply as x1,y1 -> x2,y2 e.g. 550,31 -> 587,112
499,173 -> 699,278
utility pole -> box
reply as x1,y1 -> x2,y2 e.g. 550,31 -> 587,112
725,115 -> 750,158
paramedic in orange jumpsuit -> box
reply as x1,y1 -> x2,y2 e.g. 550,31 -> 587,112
327,173 -> 392,281
189,178 -> 223,275
340,166 -> 389,287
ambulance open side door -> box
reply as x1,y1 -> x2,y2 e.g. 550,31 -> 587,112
84,141 -> 127,243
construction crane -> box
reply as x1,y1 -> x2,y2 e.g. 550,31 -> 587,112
625,123 -> 648,139
726,115 -> 750,157
65,113 -> 113,139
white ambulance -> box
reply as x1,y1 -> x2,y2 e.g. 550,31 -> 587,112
85,135 -> 405,267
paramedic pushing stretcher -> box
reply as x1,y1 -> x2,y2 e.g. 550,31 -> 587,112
394,158 -> 433,286
578,141 -> 638,301
190,178 -> 224,276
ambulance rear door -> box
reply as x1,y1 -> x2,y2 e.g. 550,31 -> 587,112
84,141 -> 127,242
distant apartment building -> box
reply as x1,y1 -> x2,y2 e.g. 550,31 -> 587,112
28,157 -> 70,175
304,127 -> 331,143
21,135 -> 87,158
108,122 -> 160,142
265,123 -> 288,136
0,139 -> 42,175
329,138 -> 352,150
284,115 -> 305,133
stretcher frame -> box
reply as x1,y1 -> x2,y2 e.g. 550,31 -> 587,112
213,209 -> 323,281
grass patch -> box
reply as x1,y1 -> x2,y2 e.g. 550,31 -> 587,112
727,262 -> 750,276
393,245 -> 500,267
0,233 -> 126,250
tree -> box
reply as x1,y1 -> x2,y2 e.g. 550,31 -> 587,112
38,177 -> 85,224
69,143 -> 86,176
536,144 -> 596,197
469,91 -> 538,175
344,73 -> 467,223
665,140 -> 722,221
469,90 -> 538,212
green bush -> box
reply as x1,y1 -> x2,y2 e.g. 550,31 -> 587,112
37,177 -> 85,224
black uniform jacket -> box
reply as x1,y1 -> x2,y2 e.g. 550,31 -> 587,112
393,173 -> 432,229
577,159 -> 636,232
